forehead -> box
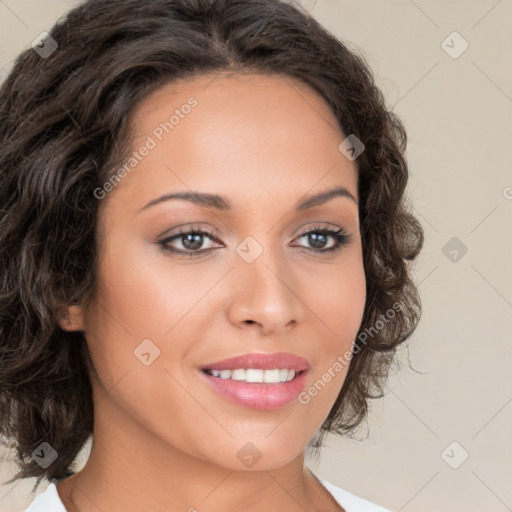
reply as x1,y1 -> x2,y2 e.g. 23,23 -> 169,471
106,72 -> 358,214
132,71 -> 340,130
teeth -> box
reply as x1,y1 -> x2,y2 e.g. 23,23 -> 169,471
246,368 -> 264,383
231,369 -> 246,381
206,368 -> 297,383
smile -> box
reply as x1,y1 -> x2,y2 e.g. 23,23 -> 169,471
203,368 -> 299,383
200,369 -> 309,410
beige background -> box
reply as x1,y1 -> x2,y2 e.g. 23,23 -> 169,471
1,1 -> 511,511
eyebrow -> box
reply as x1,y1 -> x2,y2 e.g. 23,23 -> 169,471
138,186 -> 357,212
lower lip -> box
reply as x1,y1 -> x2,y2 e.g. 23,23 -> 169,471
200,370 -> 309,410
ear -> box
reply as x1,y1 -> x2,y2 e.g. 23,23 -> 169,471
56,304 -> 86,332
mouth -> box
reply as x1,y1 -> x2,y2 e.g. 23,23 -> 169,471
199,362 -> 309,410
199,352 -> 310,410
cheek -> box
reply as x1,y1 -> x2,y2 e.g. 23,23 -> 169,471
311,249 -> 366,343
90,238 -> 217,341
82,238 -> 225,398
335,266 -> 366,336
298,252 -> 366,402
82,252 -> 193,436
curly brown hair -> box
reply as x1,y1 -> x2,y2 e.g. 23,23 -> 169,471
0,0 -> 423,490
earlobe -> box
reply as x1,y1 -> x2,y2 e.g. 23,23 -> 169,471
56,304 -> 86,332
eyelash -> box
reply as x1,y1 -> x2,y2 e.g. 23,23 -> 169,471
157,225 -> 353,258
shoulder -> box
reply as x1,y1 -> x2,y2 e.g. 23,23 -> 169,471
22,482 -> 67,512
318,477 -> 393,512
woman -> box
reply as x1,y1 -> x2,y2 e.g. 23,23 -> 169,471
0,0 -> 424,511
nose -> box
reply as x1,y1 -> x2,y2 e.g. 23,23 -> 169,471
227,248 -> 305,336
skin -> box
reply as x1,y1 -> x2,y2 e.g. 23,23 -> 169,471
57,72 -> 366,512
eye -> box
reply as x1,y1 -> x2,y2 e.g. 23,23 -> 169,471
291,226 -> 352,253
158,226 -> 223,257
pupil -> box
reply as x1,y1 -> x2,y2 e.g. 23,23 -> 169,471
183,233 -> 203,250
309,233 -> 326,249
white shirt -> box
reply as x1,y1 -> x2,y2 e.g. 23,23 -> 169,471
22,476 -> 391,512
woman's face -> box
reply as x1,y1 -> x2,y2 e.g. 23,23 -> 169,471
71,72 -> 366,471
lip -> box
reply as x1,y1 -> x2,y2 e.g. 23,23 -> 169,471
199,352 -> 310,410
201,352 -> 310,371
200,368 -> 309,410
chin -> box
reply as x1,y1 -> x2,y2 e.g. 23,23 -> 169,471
197,434 -> 310,472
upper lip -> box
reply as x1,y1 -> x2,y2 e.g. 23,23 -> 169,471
202,352 -> 310,371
